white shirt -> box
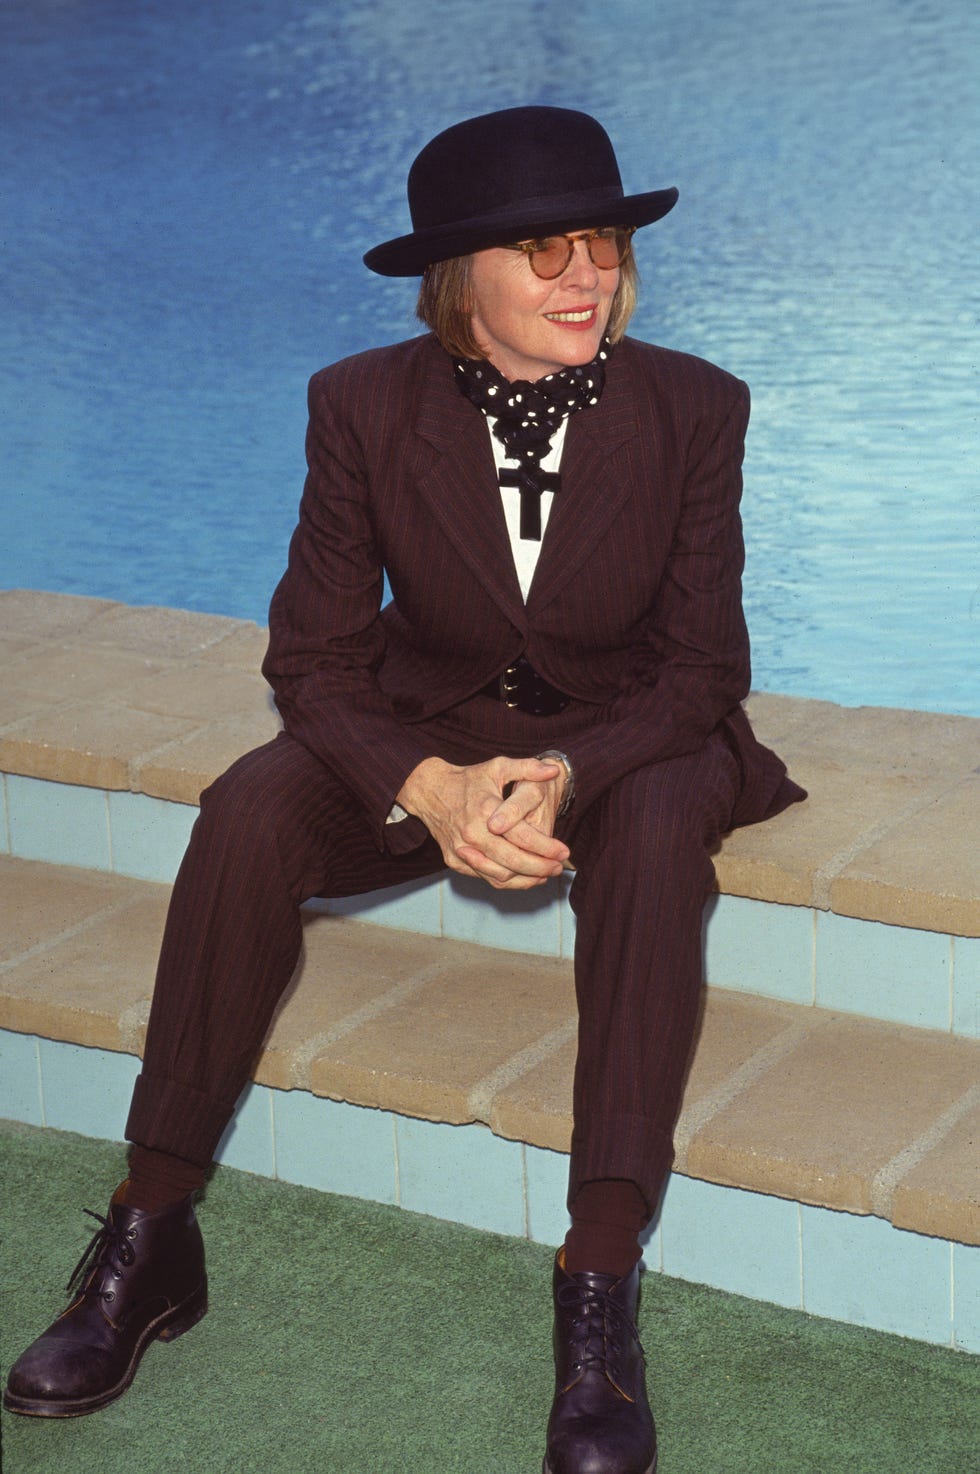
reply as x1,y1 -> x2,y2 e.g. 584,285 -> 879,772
486,414 -> 569,601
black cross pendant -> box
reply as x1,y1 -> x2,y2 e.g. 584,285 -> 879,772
498,466 -> 562,540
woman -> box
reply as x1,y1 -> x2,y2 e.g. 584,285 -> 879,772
5,106 -> 804,1474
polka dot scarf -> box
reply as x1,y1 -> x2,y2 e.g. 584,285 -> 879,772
453,339 -> 610,539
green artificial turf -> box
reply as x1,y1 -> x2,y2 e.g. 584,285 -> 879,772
1,1120 -> 976,1472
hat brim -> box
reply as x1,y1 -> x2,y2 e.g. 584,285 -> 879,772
363,187 -> 679,277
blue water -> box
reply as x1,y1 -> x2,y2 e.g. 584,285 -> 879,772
2,0 -> 978,716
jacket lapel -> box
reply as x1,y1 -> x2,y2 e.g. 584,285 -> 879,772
527,354 -> 640,613
412,353 -> 528,628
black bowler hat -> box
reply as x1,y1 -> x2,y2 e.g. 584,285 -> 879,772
363,105 -> 678,277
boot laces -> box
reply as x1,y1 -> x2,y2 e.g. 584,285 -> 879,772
557,1279 -> 645,1380
65,1208 -> 137,1301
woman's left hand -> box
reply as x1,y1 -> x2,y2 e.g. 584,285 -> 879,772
484,769 -> 567,854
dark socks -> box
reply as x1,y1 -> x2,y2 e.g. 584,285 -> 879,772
121,1144 -> 208,1213
563,1178 -> 647,1278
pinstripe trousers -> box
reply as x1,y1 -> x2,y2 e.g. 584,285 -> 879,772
126,708 -> 742,1220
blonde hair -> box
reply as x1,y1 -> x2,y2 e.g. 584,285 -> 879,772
416,250 -> 639,361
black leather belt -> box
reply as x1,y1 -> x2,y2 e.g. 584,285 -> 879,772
481,655 -> 571,716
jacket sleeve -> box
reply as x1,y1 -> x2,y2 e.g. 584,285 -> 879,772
561,378 -> 752,815
262,369 -> 432,853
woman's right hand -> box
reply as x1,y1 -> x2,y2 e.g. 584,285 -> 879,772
397,755 -> 569,889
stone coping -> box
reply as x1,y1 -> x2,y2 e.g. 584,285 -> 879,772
1,854 -> 977,1247
1,589 -> 978,936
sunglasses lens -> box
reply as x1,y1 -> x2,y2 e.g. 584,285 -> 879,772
529,238 -> 571,278
590,228 -> 629,268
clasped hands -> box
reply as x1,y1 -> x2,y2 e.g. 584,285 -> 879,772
397,755 -> 569,890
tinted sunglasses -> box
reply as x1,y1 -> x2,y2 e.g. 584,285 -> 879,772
503,225 -> 636,279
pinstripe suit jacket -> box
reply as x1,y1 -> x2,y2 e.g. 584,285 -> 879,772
263,332 -> 801,853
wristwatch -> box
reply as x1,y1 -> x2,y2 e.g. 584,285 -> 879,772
536,749 -> 575,817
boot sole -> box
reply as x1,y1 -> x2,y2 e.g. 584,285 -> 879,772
2,1277 -> 208,1419
543,1459 -> 656,1474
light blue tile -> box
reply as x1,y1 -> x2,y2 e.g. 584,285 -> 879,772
396,1116 -> 525,1236
6,775 -> 111,871
558,871 -> 577,961
800,1203 -> 952,1344
704,893 -> 814,1003
107,791 -> 196,882
1,773 -> 10,853
442,873 -> 561,956
952,1242 -> 980,1353
659,1174 -> 802,1309
952,936 -> 980,1038
639,1216 -> 664,1274
0,1030 -> 43,1125
327,876 -> 442,936
525,1142 -> 571,1247
213,1082 -> 275,1176
38,1039 -> 139,1139
815,912 -> 951,1029
274,1092 -> 397,1204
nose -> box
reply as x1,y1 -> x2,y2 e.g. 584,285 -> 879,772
562,237 -> 600,288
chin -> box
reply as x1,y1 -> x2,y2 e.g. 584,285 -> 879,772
558,336 -> 605,367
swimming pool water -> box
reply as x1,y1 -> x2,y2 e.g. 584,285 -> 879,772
2,0 -> 977,716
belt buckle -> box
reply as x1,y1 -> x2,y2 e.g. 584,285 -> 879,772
500,663 -> 521,709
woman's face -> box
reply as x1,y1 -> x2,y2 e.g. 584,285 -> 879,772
468,232 -> 618,382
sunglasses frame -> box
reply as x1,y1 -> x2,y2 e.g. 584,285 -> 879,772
503,225 -> 636,279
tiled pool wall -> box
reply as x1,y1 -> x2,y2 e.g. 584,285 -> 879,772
2,768 -> 978,1353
